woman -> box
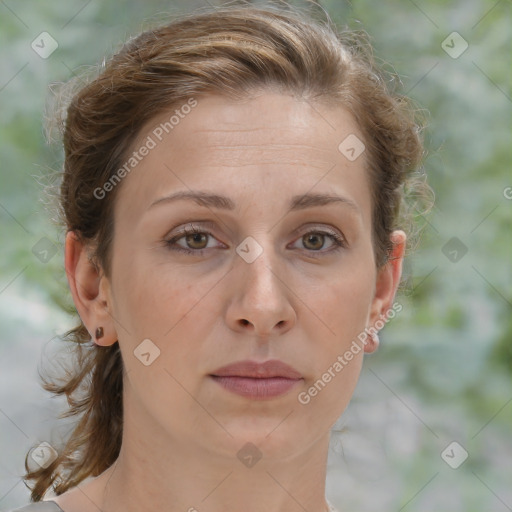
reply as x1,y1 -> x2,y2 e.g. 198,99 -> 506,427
13,2 -> 429,511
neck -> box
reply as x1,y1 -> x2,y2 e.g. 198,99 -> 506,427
101,434 -> 332,512
95,387 -> 333,512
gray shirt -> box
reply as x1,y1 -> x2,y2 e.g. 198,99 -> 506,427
7,501 -> 64,512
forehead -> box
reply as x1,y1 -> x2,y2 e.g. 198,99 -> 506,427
113,91 -> 371,224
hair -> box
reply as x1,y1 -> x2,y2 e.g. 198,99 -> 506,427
23,0 -> 432,501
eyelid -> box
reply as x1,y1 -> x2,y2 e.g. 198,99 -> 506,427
164,221 -> 347,255
166,220 -> 345,238
293,223 -> 345,241
164,219 -> 219,237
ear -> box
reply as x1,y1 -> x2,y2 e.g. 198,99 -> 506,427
64,230 -> 117,346
365,230 -> 406,354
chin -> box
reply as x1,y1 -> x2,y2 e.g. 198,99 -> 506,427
219,415 -> 316,460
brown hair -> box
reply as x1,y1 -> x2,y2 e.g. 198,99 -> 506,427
23,1 -> 431,501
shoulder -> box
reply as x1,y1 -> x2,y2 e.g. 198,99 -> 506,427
7,501 -> 64,512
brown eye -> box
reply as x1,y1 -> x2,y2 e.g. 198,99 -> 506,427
302,233 -> 326,250
295,230 -> 346,255
165,225 -> 345,257
165,226 -> 221,255
183,231 -> 209,250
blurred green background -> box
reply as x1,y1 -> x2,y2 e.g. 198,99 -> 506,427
0,1 -> 510,511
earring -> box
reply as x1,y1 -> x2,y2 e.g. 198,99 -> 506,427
95,326 -> 104,340
371,331 -> 380,345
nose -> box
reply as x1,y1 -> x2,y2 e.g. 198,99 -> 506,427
226,242 -> 296,338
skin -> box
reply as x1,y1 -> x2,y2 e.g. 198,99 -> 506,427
54,90 -> 405,512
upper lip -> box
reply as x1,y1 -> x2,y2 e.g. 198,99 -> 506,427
210,359 -> 302,379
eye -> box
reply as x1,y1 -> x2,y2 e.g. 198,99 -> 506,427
291,229 -> 346,256
163,225 -> 346,257
164,226 -> 221,255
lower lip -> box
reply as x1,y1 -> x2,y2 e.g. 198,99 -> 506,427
210,375 -> 302,399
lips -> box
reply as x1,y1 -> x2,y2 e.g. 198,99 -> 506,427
209,359 -> 303,399
210,359 -> 303,379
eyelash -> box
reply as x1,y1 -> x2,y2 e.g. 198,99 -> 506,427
164,225 -> 346,257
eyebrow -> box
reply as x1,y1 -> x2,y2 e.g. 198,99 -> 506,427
148,190 -> 360,214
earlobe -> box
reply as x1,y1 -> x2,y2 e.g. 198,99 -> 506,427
64,230 -> 117,346
365,230 -> 406,353
363,330 -> 380,354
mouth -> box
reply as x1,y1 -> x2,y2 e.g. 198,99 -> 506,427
209,359 -> 303,399
209,375 -> 302,399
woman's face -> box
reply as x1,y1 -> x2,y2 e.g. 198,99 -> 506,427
70,91 -> 404,463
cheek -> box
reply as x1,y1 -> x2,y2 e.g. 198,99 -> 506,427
111,263 -> 214,419
110,244 -> 202,336
314,262 -> 375,344
110,250 -> 219,377
295,275 -> 372,427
